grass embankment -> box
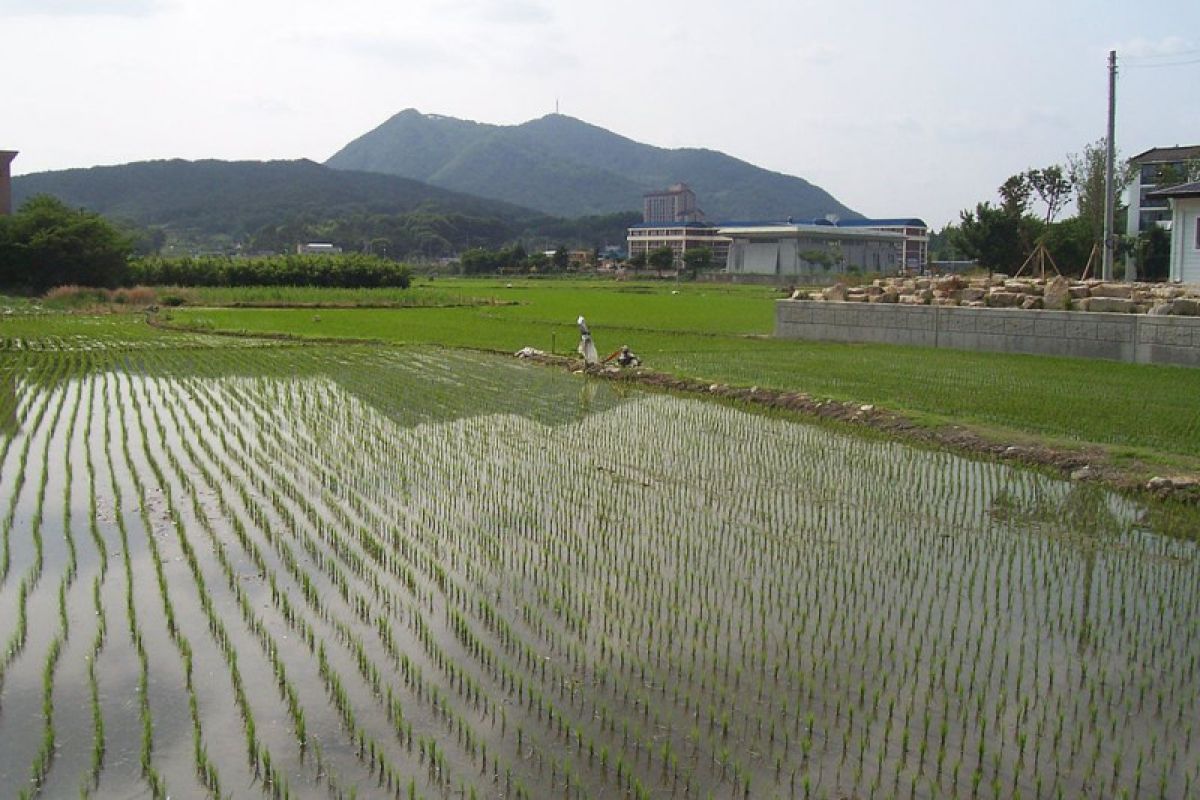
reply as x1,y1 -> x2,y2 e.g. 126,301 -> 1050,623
160,279 -> 1200,470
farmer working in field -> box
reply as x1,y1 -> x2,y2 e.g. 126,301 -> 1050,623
603,345 -> 641,368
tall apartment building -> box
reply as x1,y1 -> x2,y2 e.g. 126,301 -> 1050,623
643,183 -> 704,224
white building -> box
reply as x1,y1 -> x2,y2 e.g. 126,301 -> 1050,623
1149,182 -> 1200,283
719,222 -> 905,278
1126,145 -> 1200,237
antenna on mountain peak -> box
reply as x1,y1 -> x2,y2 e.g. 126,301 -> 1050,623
555,98 -> 559,115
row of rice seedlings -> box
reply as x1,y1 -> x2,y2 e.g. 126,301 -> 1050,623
239,373 -> 631,797
71,345 -> 1199,798
206,367 -> 551,800
98,371 -> 165,799
142,364 -> 411,798
142,370 -> 355,797
319,376 -> 1200,800
211,376 -> 543,782
118,373 -> 232,796
240,371 -> 660,795
192,381 -> 461,797
78,372 -> 110,796
23,371 -> 86,794
0,352 -> 66,585
0,370 -> 70,715
271,389 -> 666,788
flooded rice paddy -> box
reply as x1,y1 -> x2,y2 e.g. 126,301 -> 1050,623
0,342 -> 1197,799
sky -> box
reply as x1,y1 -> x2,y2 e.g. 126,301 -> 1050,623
3,0 -> 1199,228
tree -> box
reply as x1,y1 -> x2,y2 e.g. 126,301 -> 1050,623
0,195 -> 132,292
1026,166 -> 1072,225
628,252 -> 647,269
682,246 -> 714,278
1067,138 -> 1134,249
552,246 -> 569,271
950,202 -> 1041,274
647,246 -> 675,274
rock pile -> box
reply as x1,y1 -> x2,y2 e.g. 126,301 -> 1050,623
793,275 -> 1200,315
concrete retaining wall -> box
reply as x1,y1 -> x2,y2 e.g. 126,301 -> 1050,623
775,301 -> 1200,367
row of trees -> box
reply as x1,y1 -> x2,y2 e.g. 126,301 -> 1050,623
0,195 -> 411,292
130,254 -> 411,288
933,140 -> 1193,279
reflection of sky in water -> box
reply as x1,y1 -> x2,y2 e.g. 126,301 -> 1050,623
0,347 -> 1198,798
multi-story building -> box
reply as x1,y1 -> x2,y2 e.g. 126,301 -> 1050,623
643,183 -> 704,224
1126,145 -> 1200,236
626,222 -> 731,266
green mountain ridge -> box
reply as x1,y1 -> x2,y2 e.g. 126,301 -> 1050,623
326,109 -> 859,221
11,157 -> 542,234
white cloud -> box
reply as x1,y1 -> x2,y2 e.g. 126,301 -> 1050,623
0,0 -> 165,16
1113,35 -> 1197,59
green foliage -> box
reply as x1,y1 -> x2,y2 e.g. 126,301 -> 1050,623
1040,215 -> 1094,276
1131,226 -> 1171,282
128,253 -> 411,288
647,246 -> 675,272
682,246 -> 715,277
951,202 -> 1041,273
0,195 -> 133,292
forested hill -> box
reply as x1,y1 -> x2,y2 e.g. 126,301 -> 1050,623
11,159 -> 638,254
326,109 -> 859,221
11,158 -> 541,233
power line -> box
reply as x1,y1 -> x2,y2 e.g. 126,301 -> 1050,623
1122,47 -> 1200,61
1124,57 -> 1200,69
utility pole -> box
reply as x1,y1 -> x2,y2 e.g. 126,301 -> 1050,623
1102,50 -> 1117,282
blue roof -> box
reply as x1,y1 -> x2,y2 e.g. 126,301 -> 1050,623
835,218 -> 927,228
630,217 -> 927,229
629,221 -> 717,229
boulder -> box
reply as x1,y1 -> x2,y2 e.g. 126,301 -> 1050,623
1088,297 -> 1136,313
1003,280 -> 1035,294
1068,285 -> 1091,299
822,283 -> 847,302
985,291 -> 1024,308
1021,296 -> 1043,310
956,287 -> 986,303
1150,286 -> 1186,300
1173,298 -> 1200,316
898,293 -> 926,305
844,291 -> 868,303
1091,283 -> 1133,299
1148,302 -> 1174,316
872,289 -> 899,303
1042,276 -> 1072,310
934,275 -> 963,292
990,273 -> 1009,285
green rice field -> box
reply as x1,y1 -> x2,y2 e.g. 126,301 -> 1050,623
1,313 -> 1198,798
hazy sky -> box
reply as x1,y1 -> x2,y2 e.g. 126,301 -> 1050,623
3,0 -> 1198,227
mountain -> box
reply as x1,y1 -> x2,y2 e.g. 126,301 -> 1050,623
9,158 -> 645,255
326,109 -> 859,221
11,158 -> 542,235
